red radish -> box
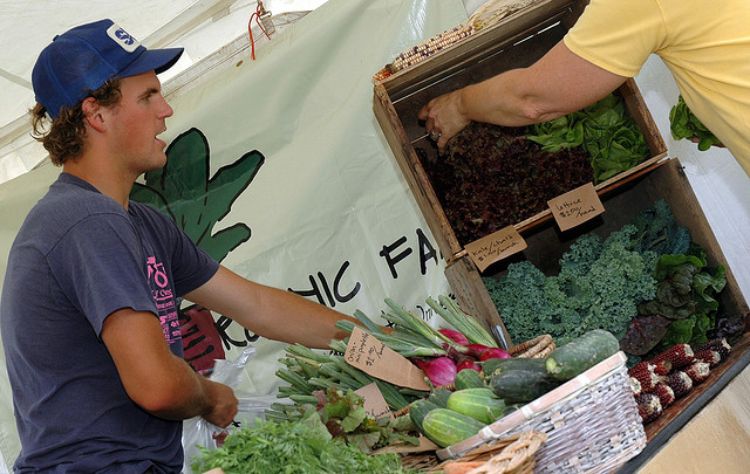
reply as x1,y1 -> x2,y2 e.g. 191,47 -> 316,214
414,356 -> 458,386
466,343 -> 495,359
479,348 -> 511,361
456,357 -> 481,372
438,328 -> 470,345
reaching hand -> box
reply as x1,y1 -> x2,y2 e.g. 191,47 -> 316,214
418,89 -> 471,153
202,380 -> 238,428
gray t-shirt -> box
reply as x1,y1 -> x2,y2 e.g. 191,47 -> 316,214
1,173 -> 219,473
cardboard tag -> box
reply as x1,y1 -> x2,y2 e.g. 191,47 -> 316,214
548,182 -> 605,231
345,327 -> 430,391
464,226 -> 527,272
354,383 -> 393,420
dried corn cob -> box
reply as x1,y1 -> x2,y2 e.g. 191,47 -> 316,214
699,338 -> 731,360
384,25 -> 473,76
694,348 -> 721,368
653,383 -> 675,408
654,343 -> 694,369
628,362 -> 658,393
665,371 -> 693,398
629,377 -> 642,397
636,393 -> 663,423
685,362 -> 711,384
651,358 -> 672,375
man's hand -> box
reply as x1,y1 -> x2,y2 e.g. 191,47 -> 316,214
418,88 -> 471,153
202,380 -> 239,428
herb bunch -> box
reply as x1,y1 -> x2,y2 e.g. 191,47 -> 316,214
191,409 -> 414,474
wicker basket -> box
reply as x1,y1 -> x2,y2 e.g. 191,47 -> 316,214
436,352 -> 646,473
402,431 -> 546,474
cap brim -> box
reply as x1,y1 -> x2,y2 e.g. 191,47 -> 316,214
119,47 -> 184,78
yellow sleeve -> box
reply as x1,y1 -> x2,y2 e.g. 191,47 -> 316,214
564,0 -> 668,77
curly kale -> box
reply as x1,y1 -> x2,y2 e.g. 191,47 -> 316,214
485,225 -> 657,345
483,201 -> 694,345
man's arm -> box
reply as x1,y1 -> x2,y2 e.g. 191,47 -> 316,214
101,308 -> 238,427
418,41 -> 627,152
184,266 -> 358,349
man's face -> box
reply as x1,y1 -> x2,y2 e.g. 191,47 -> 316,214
106,71 -> 173,174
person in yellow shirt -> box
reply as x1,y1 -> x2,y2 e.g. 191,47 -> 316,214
419,0 -> 750,177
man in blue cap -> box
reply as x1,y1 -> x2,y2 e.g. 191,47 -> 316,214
1,19 -> 357,472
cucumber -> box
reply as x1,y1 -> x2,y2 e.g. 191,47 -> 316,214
489,368 -> 560,403
454,369 -> 486,390
545,329 -> 620,381
481,357 -> 546,377
408,399 -> 439,433
421,408 -> 487,447
447,388 -> 506,424
427,388 -> 452,408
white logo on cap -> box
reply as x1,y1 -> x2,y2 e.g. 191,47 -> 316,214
106,23 -> 141,53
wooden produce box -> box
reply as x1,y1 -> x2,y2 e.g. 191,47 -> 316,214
373,0 -> 667,337
453,157 -> 750,470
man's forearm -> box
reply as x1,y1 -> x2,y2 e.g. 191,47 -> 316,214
251,284 -> 358,349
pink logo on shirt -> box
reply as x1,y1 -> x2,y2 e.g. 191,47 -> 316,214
146,256 -> 180,344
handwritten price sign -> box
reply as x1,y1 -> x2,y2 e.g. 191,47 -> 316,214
548,183 -> 604,231
345,327 -> 430,391
465,226 -> 527,272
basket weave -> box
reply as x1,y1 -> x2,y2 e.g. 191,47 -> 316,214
437,352 -> 646,473
402,431 -> 546,474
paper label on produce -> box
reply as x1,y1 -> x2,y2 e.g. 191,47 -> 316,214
548,183 -> 604,231
354,383 -> 393,420
345,327 -> 431,391
465,226 -> 527,272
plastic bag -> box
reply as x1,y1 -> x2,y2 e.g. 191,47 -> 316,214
181,347 -> 276,474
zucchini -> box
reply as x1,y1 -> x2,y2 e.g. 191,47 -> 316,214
408,399 -> 439,433
422,408 -> 487,447
454,369 -> 486,390
489,368 -> 559,403
545,329 -> 620,381
481,357 -> 546,377
447,388 -> 506,424
427,388 -> 452,408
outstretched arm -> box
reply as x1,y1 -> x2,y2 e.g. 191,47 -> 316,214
185,265 -> 359,349
418,40 -> 627,152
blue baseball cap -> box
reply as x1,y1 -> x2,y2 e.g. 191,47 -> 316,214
32,19 -> 184,118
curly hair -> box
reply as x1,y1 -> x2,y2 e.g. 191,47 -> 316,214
30,78 -> 122,165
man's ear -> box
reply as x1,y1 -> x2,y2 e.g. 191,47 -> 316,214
81,97 -> 106,132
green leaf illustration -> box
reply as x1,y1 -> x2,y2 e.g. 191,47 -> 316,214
131,128 -> 264,262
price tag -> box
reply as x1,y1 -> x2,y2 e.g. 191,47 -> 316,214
548,182 -> 605,231
354,383 -> 393,420
345,327 -> 430,391
465,226 -> 527,272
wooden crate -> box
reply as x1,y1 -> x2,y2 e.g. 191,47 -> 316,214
450,157 -> 750,469
373,0 -> 667,336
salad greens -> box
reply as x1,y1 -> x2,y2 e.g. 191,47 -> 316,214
669,95 -> 722,151
527,94 -> 649,183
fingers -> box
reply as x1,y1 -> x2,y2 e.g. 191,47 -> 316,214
203,381 -> 239,428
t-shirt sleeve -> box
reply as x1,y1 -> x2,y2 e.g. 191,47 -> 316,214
163,219 -> 220,297
47,214 -> 157,337
564,0 -> 668,77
